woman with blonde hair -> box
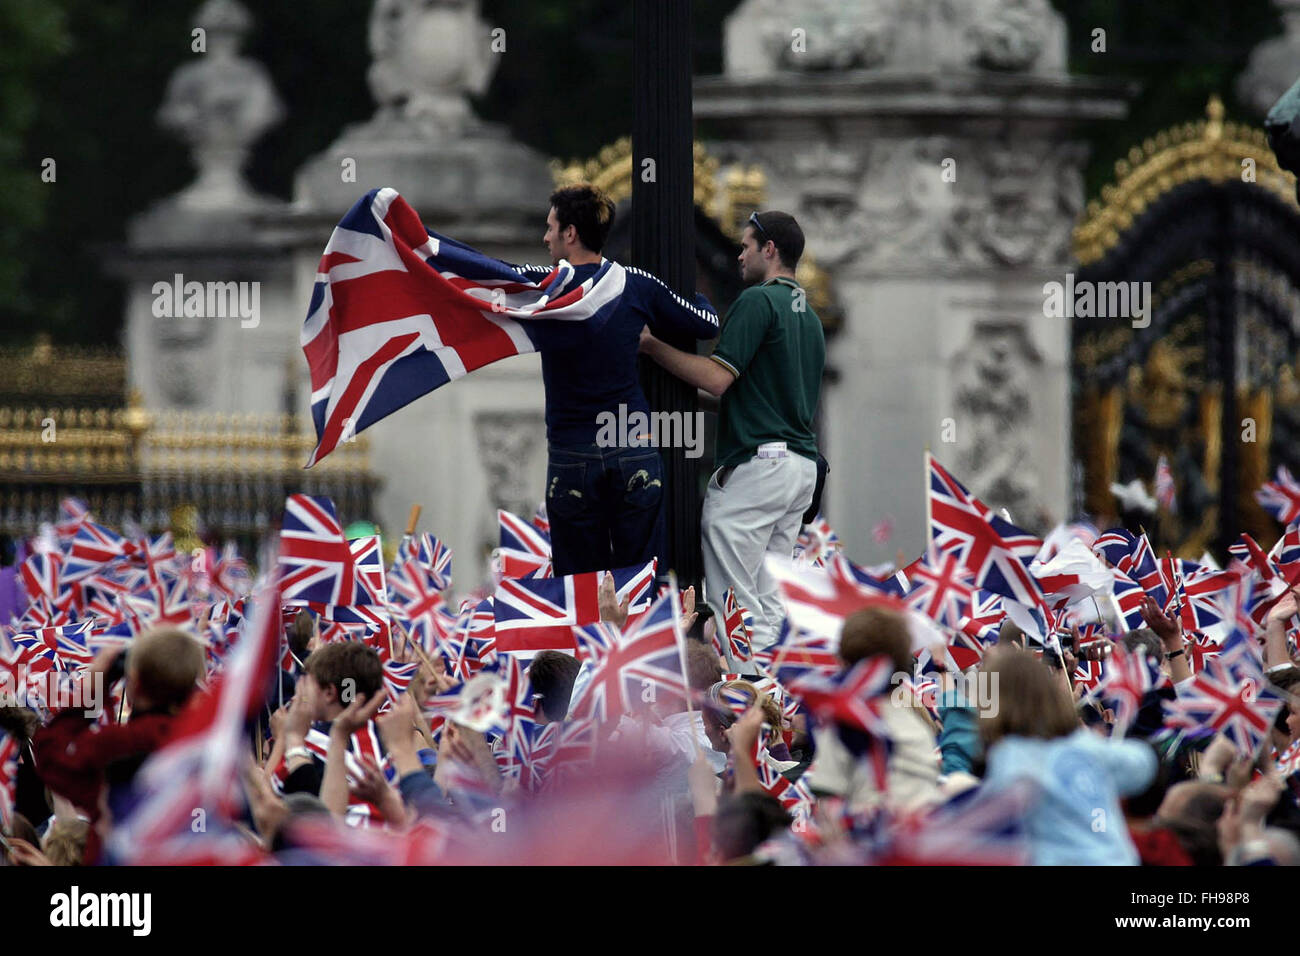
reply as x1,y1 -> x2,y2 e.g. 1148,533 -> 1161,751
979,645 -> 1157,865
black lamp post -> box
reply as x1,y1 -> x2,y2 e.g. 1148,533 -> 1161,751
632,0 -> 702,589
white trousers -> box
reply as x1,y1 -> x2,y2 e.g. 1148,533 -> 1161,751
701,453 -> 817,672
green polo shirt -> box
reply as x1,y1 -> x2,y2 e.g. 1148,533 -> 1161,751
709,277 -> 825,469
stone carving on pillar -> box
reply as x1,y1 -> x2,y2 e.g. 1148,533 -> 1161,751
951,141 -> 1087,268
968,0 -> 1053,72
952,323 -> 1042,521
780,138 -> 1085,273
1239,1 -> 1300,118
153,317 -> 216,408
724,0 -> 1066,77
156,0 -> 284,213
474,412 -> 545,517
364,0 -> 497,140
759,0 -> 899,71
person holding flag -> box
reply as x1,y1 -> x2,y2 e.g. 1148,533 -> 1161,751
522,184 -> 721,577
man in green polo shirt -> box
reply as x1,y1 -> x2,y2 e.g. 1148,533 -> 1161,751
639,210 -> 825,668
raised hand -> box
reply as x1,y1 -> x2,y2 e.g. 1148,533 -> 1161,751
1138,594 -> 1182,647
598,571 -> 630,629
680,585 -> 698,632
1267,586 -> 1300,626
330,688 -> 387,740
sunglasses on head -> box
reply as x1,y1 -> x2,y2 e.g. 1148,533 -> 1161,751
747,211 -> 771,246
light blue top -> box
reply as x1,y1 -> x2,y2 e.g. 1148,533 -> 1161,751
984,729 -> 1157,866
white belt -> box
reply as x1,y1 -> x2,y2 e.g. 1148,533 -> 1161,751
756,442 -> 788,459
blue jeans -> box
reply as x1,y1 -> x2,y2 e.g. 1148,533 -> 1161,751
546,443 -> 665,576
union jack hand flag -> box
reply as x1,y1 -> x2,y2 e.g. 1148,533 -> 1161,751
64,522 -> 129,583
927,455 -> 1046,612
795,513 -> 841,566
492,572 -> 601,653
748,730 -> 815,815
123,575 -> 192,630
956,588 -> 1006,648
495,509 -> 553,579
720,588 -> 754,664
279,495 -> 375,607
301,188 -> 638,466
392,532 -> 452,592
753,619 -> 842,685
128,532 -> 178,587
1273,523 -> 1300,565
501,656 -> 544,786
11,621 -> 94,673
567,590 -> 688,725
54,497 -> 90,542
789,655 -> 897,741
388,555 -> 456,659
531,503 -> 551,536
381,659 -> 422,700
1166,654 -> 1283,758
572,621 -> 621,663
18,551 -> 62,603
767,551 -> 902,641
1256,465 -> 1300,525
905,547 -> 976,629
350,534 -> 387,605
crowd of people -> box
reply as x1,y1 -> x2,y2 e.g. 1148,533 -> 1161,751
0,488 -> 1298,867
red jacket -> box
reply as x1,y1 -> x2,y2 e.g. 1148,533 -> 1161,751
31,707 -> 178,863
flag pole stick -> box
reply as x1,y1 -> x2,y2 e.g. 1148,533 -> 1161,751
405,504 -> 422,538
924,447 -> 933,552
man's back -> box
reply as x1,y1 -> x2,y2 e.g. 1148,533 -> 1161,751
527,263 -> 719,446
710,279 -> 825,469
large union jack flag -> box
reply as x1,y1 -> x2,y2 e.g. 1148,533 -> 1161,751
302,188 -> 637,466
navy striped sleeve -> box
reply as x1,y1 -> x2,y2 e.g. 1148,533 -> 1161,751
624,266 -> 720,339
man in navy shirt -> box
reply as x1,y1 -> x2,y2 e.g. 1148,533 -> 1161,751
517,184 -> 719,576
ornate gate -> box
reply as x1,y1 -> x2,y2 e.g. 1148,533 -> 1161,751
1073,97 -> 1300,557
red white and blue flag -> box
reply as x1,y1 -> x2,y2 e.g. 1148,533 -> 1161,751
926,455 -> 1046,613
496,509 -> 553,580
568,590 -> 688,724
1257,465 -> 1300,525
492,572 -> 601,653
279,495 -> 374,607
302,187 -> 636,466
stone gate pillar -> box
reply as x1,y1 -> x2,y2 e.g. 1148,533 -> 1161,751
695,0 -> 1132,560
